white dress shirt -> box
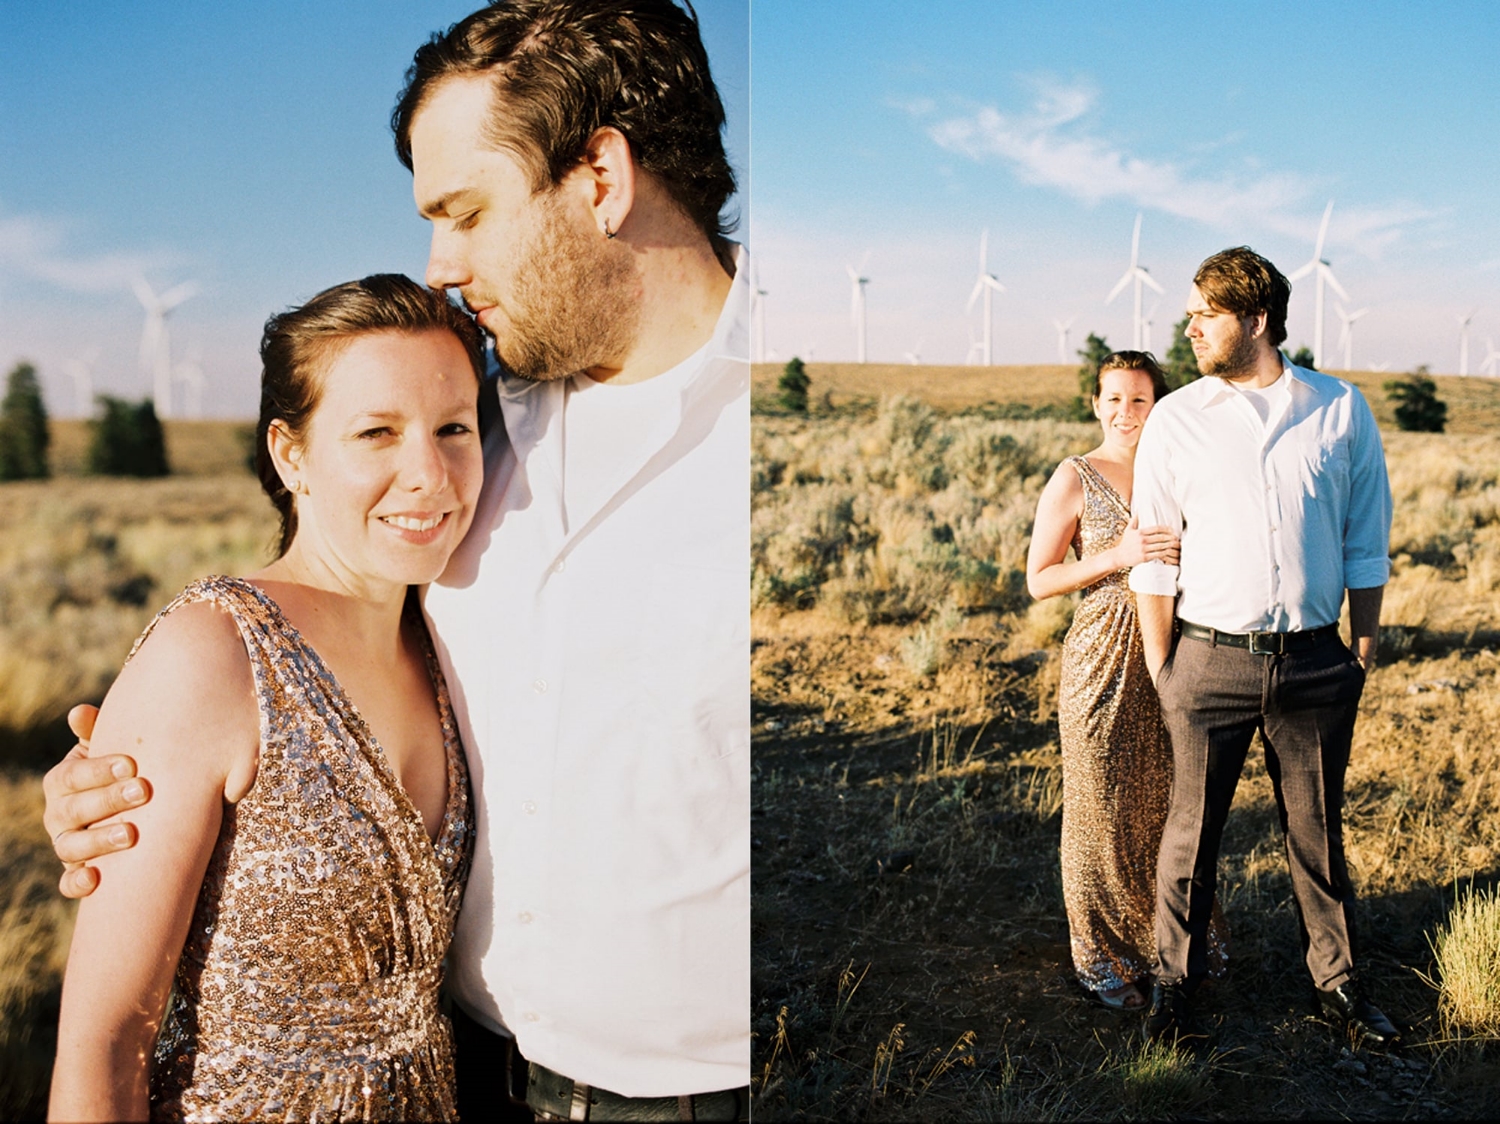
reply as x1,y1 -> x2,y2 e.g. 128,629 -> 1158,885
1128,358 -> 1392,632
423,248 -> 750,1096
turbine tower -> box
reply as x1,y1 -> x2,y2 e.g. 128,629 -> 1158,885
64,346 -> 99,416
1106,213 -> 1164,350
175,346 -> 207,419
1336,304 -> 1369,371
1142,298 -> 1161,354
966,229 -> 1005,366
1481,338 -> 1500,378
132,276 -> 197,418
751,265 -> 768,364
1457,308 -> 1476,375
846,254 -> 870,363
1288,201 -> 1348,370
1053,316 -> 1075,364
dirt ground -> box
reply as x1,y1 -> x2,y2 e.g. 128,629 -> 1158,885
751,609 -> 1500,1121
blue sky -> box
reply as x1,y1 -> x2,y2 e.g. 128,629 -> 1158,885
751,1 -> 1500,375
0,1 -> 748,417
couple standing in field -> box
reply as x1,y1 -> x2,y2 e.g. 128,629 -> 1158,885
42,1 -> 749,1120
1028,246 -> 1402,1050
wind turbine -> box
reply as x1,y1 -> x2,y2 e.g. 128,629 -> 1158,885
966,229 -> 1006,366
1106,212 -> 1164,350
1457,308 -> 1476,375
1336,303 -> 1369,371
63,346 -> 99,416
1288,201 -> 1348,370
902,337 -> 924,365
1142,298 -> 1161,354
175,345 -> 207,419
965,327 -> 983,366
750,265 -> 768,364
1053,316 -> 1076,364
1372,361 -> 1391,373
846,254 -> 870,363
1481,338 -> 1500,378
132,276 -> 197,418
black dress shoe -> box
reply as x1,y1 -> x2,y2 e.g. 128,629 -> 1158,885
1142,981 -> 1197,1044
1317,979 -> 1403,1051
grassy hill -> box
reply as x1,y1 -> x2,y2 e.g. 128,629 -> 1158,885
45,419 -> 256,477
752,362 -> 1500,434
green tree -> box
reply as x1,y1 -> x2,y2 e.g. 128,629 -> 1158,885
1288,346 -> 1317,370
1385,367 -> 1446,433
778,357 -> 810,414
88,396 -> 170,476
1070,332 -> 1111,420
1163,315 -> 1201,389
0,361 -> 51,480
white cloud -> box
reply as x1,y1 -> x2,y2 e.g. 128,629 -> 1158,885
0,205 -> 180,295
922,80 -> 1436,260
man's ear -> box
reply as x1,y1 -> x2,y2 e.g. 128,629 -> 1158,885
569,126 -> 636,240
1248,310 -> 1269,340
265,419 -> 305,496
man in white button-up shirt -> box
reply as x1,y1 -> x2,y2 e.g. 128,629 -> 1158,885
1129,247 -> 1399,1052
45,2 -> 748,1120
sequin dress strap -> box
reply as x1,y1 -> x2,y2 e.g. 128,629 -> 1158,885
1068,455 -> 1130,517
124,574 -> 287,746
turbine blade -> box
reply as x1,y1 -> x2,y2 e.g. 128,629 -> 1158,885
967,277 -> 985,313
1106,271 -> 1132,303
1139,268 -> 1164,295
1288,260 -> 1317,282
1320,264 -> 1349,302
1313,200 -> 1333,260
1130,212 -> 1142,267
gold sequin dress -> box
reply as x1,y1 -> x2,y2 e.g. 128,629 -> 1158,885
140,576 -> 472,1122
1056,457 -> 1225,993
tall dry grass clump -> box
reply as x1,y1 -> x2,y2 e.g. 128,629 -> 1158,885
1430,884 -> 1500,1037
753,396 -> 1091,631
0,773 -> 75,1118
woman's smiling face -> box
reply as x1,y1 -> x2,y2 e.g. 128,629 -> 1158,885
1093,366 -> 1158,450
276,328 -> 482,592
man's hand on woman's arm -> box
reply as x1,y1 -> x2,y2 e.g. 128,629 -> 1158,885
42,704 -> 151,899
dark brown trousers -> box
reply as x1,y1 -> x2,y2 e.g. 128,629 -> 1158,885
1153,628 -> 1367,991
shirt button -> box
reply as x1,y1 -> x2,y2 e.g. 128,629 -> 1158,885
522,800 -> 537,815
553,559 -> 566,574
518,911 -> 533,924
532,679 -> 547,694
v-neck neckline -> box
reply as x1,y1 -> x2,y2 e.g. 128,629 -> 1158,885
235,578 -> 463,857
1077,455 -> 1130,514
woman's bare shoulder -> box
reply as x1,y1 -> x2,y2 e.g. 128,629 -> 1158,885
98,598 -> 259,798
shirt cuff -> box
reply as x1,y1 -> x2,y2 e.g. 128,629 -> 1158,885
1128,560 -> 1178,597
1344,557 -> 1392,588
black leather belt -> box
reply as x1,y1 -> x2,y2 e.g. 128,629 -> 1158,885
1178,620 -> 1339,655
526,1061 -> 749,1122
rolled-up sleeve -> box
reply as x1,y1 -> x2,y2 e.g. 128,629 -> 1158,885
1128,409 -> 1181,597
1342,388 -> 1393,589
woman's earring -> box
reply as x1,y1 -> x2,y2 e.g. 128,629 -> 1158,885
603,219 -> 617,240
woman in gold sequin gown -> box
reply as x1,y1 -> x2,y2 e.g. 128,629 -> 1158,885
51,276 -> 485,1122
1026,351 -> 1225,1011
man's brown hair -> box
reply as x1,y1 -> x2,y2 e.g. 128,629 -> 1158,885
392,0 -> 737,250
1193,246 -> 1291,348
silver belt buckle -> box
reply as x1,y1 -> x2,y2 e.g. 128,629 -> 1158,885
1248,631 -> 1281,655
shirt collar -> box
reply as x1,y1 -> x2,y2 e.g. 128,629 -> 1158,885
1195,352 -> 1305,407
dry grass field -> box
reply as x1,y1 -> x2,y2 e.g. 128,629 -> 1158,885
751,372 -> 1500,1120
0,420 -> 273,1118
752,361 -> 1500,435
